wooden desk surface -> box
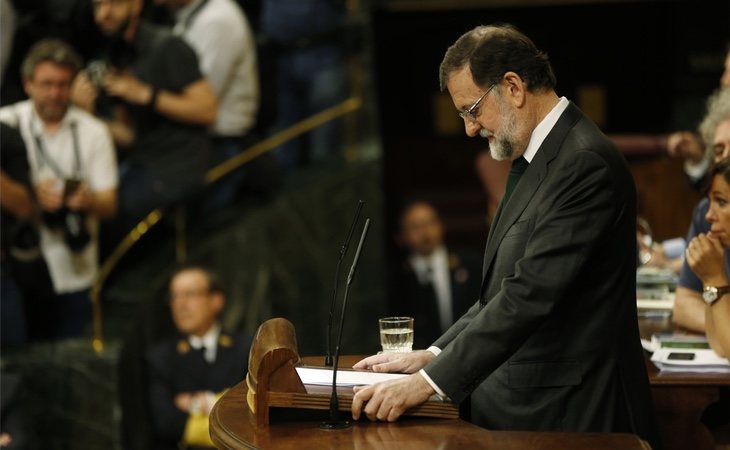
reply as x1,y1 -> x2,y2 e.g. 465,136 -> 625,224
638,316 -> 730,386
210,355 -> 650,450
638,316 -> 730,450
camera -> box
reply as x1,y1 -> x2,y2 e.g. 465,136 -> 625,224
42,178 -> 91,253
43,209 -> 91,253
87,60 -> 110,89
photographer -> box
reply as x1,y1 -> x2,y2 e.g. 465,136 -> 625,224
0,38 -> 118,340
70,0 -> 217,242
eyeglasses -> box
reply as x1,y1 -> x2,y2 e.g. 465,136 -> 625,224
91,0 -> 129,8
169,289 -> 211,302
458,84 -> 497,122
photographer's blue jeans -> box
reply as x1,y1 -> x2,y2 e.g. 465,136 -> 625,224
1,266 -> 27,347
56,289 -> 91,339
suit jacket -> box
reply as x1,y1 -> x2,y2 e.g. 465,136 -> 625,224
390,249 -> 482,349
145,331 -> 251,449
424,102 -> 658,447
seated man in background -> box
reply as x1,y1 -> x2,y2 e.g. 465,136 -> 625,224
665,45 -> 729,190
389,200 -> 482,349
74,0 -> 217,240
0,38 -> 118,340
674,87 -> 730,332
146,265 -> 252,449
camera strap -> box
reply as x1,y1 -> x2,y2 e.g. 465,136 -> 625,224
178,0 -> 210,34
31,118 -> 82,180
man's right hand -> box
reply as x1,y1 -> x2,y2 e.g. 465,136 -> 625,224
352,350 -> 435,374
666,131 -> 704,163
35,179 -> 63,213
71,71 -> 99,113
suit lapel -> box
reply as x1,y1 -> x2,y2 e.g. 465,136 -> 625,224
480,154 -> 546,279
479,102 -> 584,299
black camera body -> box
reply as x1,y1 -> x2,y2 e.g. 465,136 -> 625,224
43,208 -> 91,253
87,60 -> 110,89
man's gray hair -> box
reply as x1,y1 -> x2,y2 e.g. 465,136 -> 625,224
21,38 -> 82,80
438,24 -> 556,93
700,87 -> 730,157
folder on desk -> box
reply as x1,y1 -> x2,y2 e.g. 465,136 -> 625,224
650,332 -> 710,349
650,348 -> 730,373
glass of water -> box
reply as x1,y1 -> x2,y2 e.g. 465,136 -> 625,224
379,317 -> 414,353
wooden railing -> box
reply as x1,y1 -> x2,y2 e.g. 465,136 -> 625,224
90,97 -> 363,352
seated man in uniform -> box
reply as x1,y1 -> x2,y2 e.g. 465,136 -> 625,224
146,265 -> 252,449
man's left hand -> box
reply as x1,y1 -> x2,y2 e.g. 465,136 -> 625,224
686,233 -> 728,286
103,71 -> 153,105
66,183 -> 92,212
351,373 -> 434,422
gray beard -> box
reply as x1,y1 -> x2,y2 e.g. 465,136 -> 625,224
489,135 -> 514,161
487,98 -> 517,161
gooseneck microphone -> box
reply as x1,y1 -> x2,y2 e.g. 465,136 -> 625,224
325,200 -> 364,366
320,218 -> 371,430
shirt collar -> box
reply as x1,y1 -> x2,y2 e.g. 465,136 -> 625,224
188,322 -> 221,351
409,246 -> 448,280
30,105 -> 76,136
521,96 -> 569,163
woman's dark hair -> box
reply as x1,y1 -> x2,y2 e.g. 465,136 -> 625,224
711,158 -> 730,187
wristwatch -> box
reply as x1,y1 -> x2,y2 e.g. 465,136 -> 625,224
702,285 -> 730,305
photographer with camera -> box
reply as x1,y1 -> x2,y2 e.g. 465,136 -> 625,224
0,38 -> 118,340
70,0 -> 217,243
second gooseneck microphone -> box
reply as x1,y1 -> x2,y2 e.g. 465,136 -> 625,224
324,200 -> 364,366
320,218 -> 371,430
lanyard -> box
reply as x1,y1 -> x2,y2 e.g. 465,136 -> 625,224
31,118 -> 82,180
180,0 -> 210,33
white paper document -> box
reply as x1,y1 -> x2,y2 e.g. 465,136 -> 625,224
650,348 -> 730,373
295,366 -> 408,387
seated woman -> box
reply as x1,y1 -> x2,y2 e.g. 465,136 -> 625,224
685,159 -> 730,357
673,87 -> 730,332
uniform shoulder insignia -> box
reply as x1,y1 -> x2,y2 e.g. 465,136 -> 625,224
454,267 -> 470,284
448,253 -> 460,270
177,340 -> 190,354
218,334 -> 233,348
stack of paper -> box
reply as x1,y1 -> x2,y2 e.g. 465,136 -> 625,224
650,348 -> 730,373
636,267 -> 676,313
295,366 -> 408,387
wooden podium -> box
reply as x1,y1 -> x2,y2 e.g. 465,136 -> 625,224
243,317 -> 458,427
209,317 -> 652,449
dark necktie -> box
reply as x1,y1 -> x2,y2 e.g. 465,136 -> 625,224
502,156 -> 529,205
489,156 -> 529,232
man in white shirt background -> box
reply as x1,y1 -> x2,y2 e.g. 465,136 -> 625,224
154,0 -> 263,209
0,38 -> 118,340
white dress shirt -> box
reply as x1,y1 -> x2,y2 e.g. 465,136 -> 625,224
188,322 -> 222,364
174,0 -> 259,136
409,246 -> 453,332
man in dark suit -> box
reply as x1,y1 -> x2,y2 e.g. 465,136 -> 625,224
390,200 -> 481,349
146,265 -> 251,449
351,24 -> 658,447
